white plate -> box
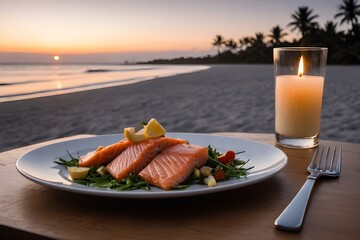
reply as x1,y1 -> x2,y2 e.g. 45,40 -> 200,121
16,133 -> 287,199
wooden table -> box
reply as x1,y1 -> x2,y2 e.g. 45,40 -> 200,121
1,133 -> 359,240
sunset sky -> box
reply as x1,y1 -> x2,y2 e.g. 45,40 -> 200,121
0,0 -> 351,63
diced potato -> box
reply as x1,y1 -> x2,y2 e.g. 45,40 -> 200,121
96,165 -> 107,176
192,168 -> 201,179
204,175 -> 217,187
200,166 -> 212,177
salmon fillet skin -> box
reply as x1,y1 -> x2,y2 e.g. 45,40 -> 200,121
106,137 -> 187,180
79,139 -> 131,167
139,144 -> 208,190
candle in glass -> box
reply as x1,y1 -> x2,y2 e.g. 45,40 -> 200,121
274,47 -> 327,148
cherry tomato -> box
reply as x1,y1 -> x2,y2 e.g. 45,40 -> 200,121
217,150 -> 236,165
213,169 -> 226,181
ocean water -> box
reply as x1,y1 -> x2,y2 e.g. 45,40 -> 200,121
0,64 -> 209,102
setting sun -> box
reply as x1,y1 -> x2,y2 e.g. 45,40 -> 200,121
54,56 -> 60,61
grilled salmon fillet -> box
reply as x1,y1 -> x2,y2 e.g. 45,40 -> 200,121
106,137 -> 187,180
79,139 -> 131,167
139,144 -> 208,190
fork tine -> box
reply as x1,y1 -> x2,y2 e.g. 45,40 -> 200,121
309,146 -> 319,169
316,146 -> 325,170
336,147 -> 342,173
330,147 -> 337,171
322,146 -> 330,171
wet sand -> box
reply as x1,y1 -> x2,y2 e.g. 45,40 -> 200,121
1,64 -> 359,152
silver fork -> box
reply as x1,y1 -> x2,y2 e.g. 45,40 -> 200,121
274,146 -> 342,231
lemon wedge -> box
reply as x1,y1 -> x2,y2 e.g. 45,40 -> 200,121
67,166 -> 90,179
144,118 -> 166,138
124,127 -> 147,142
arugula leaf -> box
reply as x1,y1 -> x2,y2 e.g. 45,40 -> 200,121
54,151 -> 80,167
207,145 -> 221,159
54,157 -> 79,167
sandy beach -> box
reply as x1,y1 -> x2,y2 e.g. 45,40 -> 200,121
1,64 -> 359,152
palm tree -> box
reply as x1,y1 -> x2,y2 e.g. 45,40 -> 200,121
212,35 -> 225,55
224,39 -> 238,52
252,32 -> 266,47
324,21 -> 338,36
334,0 -> 360,35
268,25 -> 288,46
238,37 -> 252,50
238,38 -> 246,50
288,6 -> 319,38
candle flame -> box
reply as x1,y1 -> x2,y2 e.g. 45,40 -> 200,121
298,56 -> 304,77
